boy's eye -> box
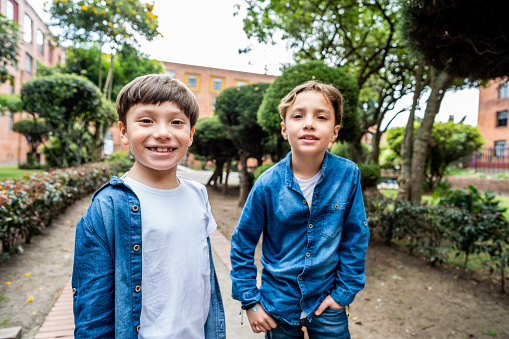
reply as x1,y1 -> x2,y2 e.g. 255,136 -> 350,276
317,115 -> 328,120
171,120 -> 184,125
140,119 -> 153,124
292,114 -> 303,119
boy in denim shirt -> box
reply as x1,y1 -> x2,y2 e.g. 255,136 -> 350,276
72,74 -> 226,338
230,81 -> 369,338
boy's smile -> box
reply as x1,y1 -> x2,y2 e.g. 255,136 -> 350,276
281,90 -> 340,161
119,101 -> 195,187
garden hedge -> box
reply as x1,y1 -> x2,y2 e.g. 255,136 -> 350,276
0,162 -> 131,256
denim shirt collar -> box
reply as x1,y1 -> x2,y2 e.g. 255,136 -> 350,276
284,151 -> 330,191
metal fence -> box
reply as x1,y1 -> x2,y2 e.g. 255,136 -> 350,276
460,147 -> 509,174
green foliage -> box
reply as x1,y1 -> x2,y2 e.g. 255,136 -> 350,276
0,166 -> 42,180
0,14 -> 19,84
13,118 -> 50,165
0,162 -> 131,254
385,122 -> 484,190
189,116 -> 237,164
401,0 -> 509,80
48,0 -> 160,49
21,73 -> 116,168
106,150 -> 133,164
357,163 -> 381,189
0,94 -> 22,115
257,61 -> 360,155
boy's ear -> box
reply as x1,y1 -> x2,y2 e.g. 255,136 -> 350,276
119,121 -> 129,146
281,122 -> 288,140
330,124 -> 341,143
188,126 -> 196,147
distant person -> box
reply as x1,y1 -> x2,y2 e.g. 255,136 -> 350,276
72,74 -> 226,338
230,80 -> 370,338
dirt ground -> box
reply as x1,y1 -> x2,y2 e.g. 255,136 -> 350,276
0,187 -> 508,339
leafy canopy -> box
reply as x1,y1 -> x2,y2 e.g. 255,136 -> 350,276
0,14 -> 19,84
401,0 -> 509,79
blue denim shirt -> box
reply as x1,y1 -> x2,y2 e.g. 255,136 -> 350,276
72,177 -> 226,339
230,152 -> 369,325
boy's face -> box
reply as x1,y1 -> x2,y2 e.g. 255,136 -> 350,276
119,101 -> 195,180
281,90 -> 340,159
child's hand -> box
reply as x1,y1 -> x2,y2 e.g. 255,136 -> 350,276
314,295 -> 344,316
246,303 -> 277,333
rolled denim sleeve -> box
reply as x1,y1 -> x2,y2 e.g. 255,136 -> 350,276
72,203 -> 115,338
230,181 -> 266,306
330,168 -> 370,306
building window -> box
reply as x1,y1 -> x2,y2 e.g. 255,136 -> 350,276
8,113 -> 14,131
185,74 -> 200,90
6,0 -> 18,23
499,81 -> 509,99
23,14 -> 32,43
25,53 -> 33,74
166,70 -> 176,78
37,30 -> 44,55
210,77 -> 224,92
494,140 -> 507,157
496,110 -> 508,127
212,97 -> 216,111
236,80 -> 249,87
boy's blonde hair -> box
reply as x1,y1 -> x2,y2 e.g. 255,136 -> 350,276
278,80 -> 343,126
116,74 -> 200,127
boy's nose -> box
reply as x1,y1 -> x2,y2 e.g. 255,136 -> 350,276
153,124 -> 172,139
303,117 -> 315,129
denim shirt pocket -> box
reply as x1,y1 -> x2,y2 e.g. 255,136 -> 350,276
320,202 -> 347,239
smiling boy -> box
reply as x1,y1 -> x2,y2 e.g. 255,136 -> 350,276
72,74 -> 225,338
230,80 -> 370,338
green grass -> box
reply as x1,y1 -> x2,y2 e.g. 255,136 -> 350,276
379,189 -> 436,204
0,166 -> 43,180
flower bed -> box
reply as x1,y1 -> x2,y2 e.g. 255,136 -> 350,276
0,162 -> 131,256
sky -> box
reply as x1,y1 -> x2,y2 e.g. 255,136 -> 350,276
26,0 -> 480,128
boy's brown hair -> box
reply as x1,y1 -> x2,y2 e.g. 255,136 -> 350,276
116,74 -> 200,127
278,80 -> 343,127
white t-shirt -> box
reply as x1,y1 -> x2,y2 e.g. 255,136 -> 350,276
295,171 -> 322,209
123,175 -> 217,339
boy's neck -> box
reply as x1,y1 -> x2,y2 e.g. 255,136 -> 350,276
127,162 -> 180,189
291,152 -> 325,180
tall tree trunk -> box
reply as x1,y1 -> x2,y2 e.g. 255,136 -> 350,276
238,150 -> 249,207
398,60 -> 426,200
410,69 -> 453,203
223,159 -> 232,195
371,126 -> 382,165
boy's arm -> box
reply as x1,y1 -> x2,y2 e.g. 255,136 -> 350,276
330,168 -> 370,307
230,182 -> 266,307
72,208 -> 115,338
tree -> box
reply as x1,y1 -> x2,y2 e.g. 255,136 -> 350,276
215,83 -> 270,206
21,74 -> 116,168
0,14 -> 19,84
0,93 -> 22,115
240,0 -> 420,163
189,116 -> 237,193
257,60 -> 359,161
12,118 -> 49,165
386,121 -> 484,191
47,0 -> 160,99
400,0 -> 509,202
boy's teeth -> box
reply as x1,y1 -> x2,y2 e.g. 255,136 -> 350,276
151,147 -> 171,152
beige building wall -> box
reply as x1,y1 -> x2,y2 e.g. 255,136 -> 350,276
0,0 -> 64,166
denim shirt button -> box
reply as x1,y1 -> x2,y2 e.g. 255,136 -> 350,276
72,288 -> 77,295
135,285 -> 141,293
136,325 -> 141,332
335,204 -> 339,209
363,221 -> 367,226
308,223 -> 313,229
133,244 -> 140,252
306,252 -> 310,257
300,299 -> 305,304
132,205 -> 139,212
302,199 -> 307,205
298,276 -> 303,281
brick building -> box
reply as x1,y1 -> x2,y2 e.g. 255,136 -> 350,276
109,61 -> 277,154
477,78 -> 509,156
0,0 -> 63,166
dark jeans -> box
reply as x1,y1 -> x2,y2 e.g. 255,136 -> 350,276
266,307 -> 350,339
